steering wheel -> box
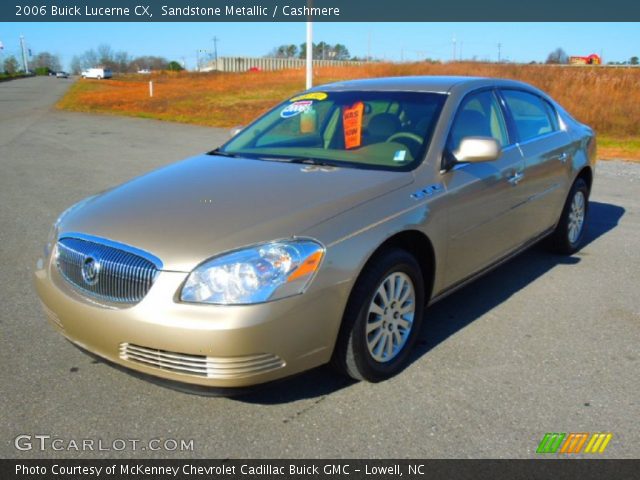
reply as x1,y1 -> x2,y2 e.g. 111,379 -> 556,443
386,132 -> 423,146
385,132 -> 423,158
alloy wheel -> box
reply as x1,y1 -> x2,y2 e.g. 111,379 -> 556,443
568,190 -> 586,244
365,272 -> 416,363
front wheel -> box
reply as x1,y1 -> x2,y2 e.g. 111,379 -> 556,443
548,177 -> 589,254
332,249 -> 425,382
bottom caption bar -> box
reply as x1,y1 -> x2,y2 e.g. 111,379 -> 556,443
4,459 -> 639,480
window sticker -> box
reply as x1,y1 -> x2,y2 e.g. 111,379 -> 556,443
393,150 -> 407,162
343,102 -> 364,150
281,100 -> 313,119
290,92 -> 328,102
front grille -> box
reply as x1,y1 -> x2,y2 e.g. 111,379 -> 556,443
119,343 -> 285,379
56,235 -> 160,305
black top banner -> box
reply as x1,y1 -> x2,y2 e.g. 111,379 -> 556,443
2,0 -> 640,21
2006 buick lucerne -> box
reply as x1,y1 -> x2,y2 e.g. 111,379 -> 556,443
34,76 -> 596,389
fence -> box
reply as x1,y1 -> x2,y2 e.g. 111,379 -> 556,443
201,56 -> 365,73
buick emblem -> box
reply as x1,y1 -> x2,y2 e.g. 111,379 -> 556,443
81,257 -> 100,286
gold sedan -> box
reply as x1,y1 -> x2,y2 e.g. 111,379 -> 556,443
34,76 -> 596,389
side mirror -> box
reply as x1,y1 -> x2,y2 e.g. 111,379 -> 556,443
454,137 -> 501,163
229,126 -> 244,138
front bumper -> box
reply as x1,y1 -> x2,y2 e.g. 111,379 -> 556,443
34,255 -> 349,388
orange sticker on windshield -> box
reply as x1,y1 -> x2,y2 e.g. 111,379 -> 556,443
343,102 -> 364,150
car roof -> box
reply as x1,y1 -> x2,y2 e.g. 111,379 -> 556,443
313,75 -> 533,94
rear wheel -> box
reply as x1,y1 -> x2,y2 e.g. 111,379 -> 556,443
548,177 -> 589,254
332,249 -> 425,382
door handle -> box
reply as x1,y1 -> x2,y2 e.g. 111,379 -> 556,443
507,171 -> 524,186
557,152 -> 568,163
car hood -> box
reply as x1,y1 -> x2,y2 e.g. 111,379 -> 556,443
59,154 -> 413,271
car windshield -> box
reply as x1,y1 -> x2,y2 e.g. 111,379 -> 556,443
217,90 -> 447,170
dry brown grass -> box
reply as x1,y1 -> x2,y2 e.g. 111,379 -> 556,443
57,63 -> 640,160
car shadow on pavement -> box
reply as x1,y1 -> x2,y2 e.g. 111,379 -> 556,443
235,201 -> 624,404
410,200 -> 625,365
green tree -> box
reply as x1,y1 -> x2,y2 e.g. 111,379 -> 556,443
333,43 -> 350,60
32,51 -> 61,72
271,44 -> 297,58
297,42 -> 350,60
168,61 -> 184,71
631,56 -> 639,65
3,56 -> 19,74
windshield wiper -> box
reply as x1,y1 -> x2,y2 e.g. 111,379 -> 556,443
279,157 -> 340,167
208,148 -> 239,158
208,150 -> 341,168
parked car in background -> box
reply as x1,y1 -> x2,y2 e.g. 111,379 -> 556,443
34,76 -> 595,391
81,68 -> 112,80
55,71 -> 69,79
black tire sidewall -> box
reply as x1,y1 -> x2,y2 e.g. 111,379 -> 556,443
555,178 -> 589,254
345,249 -> 425,382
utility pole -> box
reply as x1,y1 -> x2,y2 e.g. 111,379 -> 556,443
197,49 -> 209,71
20,35 -> 29,73
459,41 -> 463,61
196,49 -> 200,72
497,42 -> 502,63
212,36 -> 219,69
452,36 -> 457,62
305,21 -> 313,89
367,32 -> 371,62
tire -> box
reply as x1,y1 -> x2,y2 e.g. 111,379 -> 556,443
548,177 -> 589,255
332,249 -> 425,382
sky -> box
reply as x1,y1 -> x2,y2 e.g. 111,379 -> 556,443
0,22 -> 638,70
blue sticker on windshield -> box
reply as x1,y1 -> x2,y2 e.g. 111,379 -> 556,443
281,100 -> 313,119
393,150 -> 407,162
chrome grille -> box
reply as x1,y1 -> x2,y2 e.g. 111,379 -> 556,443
56,235 -> 160,305
119,343 -> 285,379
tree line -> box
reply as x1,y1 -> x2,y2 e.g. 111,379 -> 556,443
70,45 -> 183,74
268,42 -> 352,60
2,44 -> 184,75
546,47 -> 638,65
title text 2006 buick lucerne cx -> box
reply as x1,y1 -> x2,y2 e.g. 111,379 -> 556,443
34,76 -> 595,389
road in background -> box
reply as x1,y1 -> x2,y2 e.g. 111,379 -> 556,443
1,77 -> 638,458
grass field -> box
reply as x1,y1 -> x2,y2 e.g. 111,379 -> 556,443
57,62 -> 640,160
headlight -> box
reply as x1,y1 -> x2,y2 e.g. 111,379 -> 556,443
181,239 -> 325,305
44,196 -> 96,258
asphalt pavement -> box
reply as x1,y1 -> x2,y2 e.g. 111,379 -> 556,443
1,76 -> 638,459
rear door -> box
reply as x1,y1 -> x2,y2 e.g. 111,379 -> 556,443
499,89 -> 572,238
442,89 -> 526,286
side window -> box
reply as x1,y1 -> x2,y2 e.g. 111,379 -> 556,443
449,91 -> 509,152
502,90 -> 558,142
